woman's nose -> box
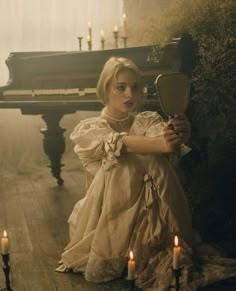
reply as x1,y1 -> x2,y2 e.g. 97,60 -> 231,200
125,87 -> 133,97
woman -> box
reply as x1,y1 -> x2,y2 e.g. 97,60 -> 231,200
57,57 -> 236,290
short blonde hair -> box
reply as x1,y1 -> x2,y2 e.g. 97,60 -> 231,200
96,57 -> 143,105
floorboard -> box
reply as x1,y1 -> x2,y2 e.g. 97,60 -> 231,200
0,165 -> 235,291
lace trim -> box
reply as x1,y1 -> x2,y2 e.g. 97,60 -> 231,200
85,256 -> 126,282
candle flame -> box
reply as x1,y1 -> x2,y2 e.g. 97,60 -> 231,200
123,13 -> 126,20
114,25 -> 118,32
3,230 -> 7,238
129,250 -> 134,260
174,235 -> 179,247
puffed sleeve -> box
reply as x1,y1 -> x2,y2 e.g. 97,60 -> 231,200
70,117 -> 127,171
133,111 -> 165,137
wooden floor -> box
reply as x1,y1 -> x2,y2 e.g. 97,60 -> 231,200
0,164 -> 235,291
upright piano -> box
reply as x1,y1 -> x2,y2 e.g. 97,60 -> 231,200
0,33 -> 196,185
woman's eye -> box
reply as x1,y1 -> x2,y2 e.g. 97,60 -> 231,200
116,84 -> 126,92
132,84 -> 139,92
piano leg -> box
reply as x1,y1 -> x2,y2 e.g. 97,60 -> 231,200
40,112 -> 66,186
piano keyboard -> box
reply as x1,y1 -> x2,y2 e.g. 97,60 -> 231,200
2,88 -> 98,101
2,87 -> 149,101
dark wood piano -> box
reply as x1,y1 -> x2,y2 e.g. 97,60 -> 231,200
0,33 -> 196,185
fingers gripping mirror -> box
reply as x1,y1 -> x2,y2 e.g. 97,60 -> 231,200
155,73 -> 190,118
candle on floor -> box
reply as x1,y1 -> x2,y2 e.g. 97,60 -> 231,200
128,250 -> 135,280
1,230 -> 9,254
173,235 -> 181,270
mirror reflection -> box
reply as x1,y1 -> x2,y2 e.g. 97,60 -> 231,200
155,73 -> 190,117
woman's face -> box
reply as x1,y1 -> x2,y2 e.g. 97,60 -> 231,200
106,69 -> 142,116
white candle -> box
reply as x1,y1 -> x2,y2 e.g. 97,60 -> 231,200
1,230 -> 9,254
173,235 -> 181,269
122,13 -> 127,37
87,34 -> 91,42
128,250 -> 135,280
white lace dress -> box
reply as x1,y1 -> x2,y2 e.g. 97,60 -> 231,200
57,111 -> 236,291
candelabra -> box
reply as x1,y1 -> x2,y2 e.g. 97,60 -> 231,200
122,36 -> 128,48
1,253 -> 13,291
77,37 -> 83,51
113,30 -> 119,49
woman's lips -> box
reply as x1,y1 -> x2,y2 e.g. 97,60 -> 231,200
124,101 -> 133,105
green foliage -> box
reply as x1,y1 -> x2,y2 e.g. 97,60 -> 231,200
144,0 -> 236,244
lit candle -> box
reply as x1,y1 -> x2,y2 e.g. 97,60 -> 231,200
1,230 -> 9,254
114,25 -> 118,33
122,13 -> 127,37
100,30 -> 104,41
128,250 -> 135,280
87,34 -> 92,51
173,235 -> 181,270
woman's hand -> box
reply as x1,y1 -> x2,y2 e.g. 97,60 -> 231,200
163,123 -> 183,152
167,114 -> 191,145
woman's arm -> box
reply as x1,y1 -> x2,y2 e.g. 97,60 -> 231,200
122,114 -> 191,154
122,124 -> 182,154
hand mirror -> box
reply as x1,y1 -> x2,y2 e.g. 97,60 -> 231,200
155,73 -> 190,117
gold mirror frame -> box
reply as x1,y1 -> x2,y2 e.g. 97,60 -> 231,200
155,73 -> 190,117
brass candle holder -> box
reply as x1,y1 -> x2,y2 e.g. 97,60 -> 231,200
87,40 -> 92,51
122,36 -> 128,48
128,279 -> 135,291
77,37 -> 83,51
170,266 -> 184,291
1,253 -> 13,291
113,30 -> 119,49
101,39 -> 105,50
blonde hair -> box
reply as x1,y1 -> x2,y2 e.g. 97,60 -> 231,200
96,57 -> 143,105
